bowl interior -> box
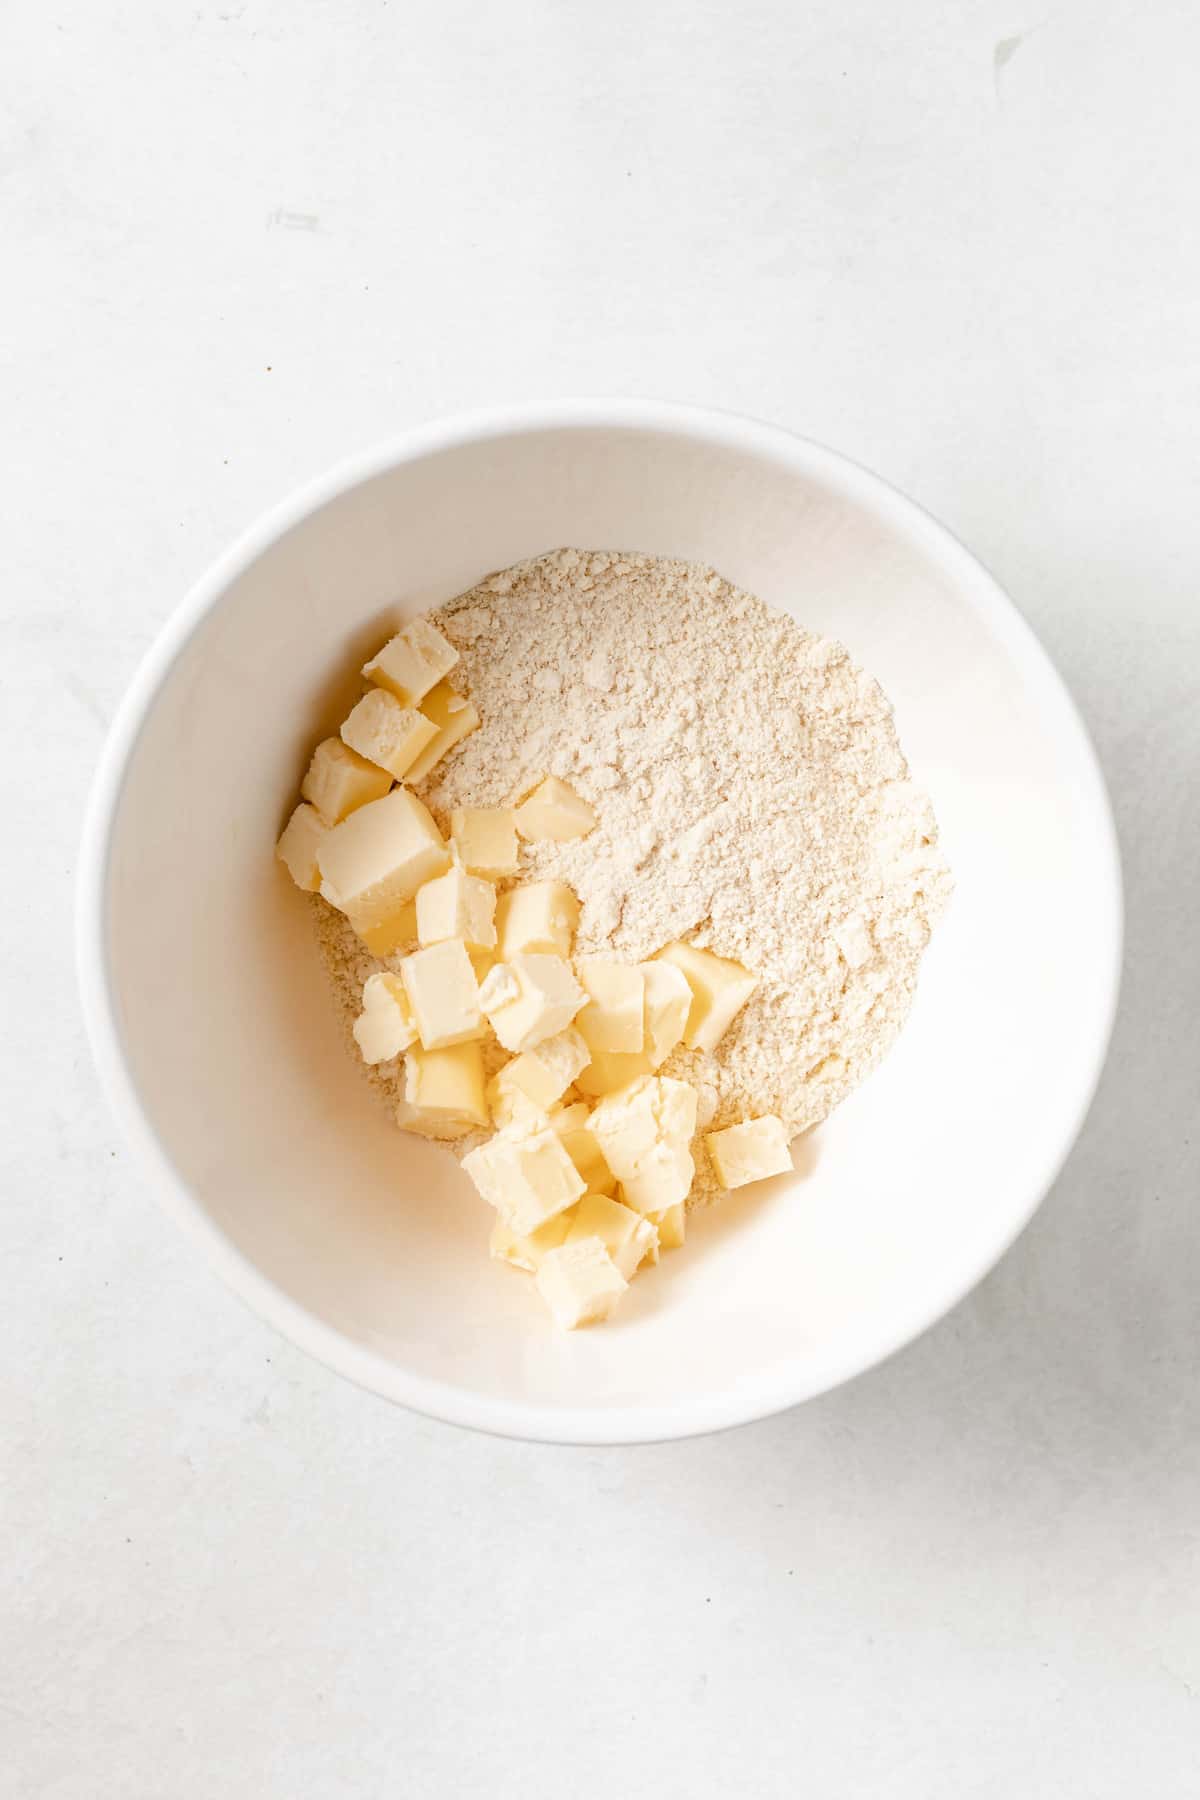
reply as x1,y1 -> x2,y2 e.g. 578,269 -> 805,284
91,415 -> 1119,1438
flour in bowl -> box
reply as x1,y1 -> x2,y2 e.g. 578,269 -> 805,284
309,549 -> 951,1208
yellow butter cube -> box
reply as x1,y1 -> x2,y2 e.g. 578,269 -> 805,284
486,1029 -> 590,1127
488,1211 -> 574,1273
495,880 -> 580,959
400,939 -> 483,1050
416,864 -> 497,950
640,960 -> 692,1067
565,1193 -> 658,1280
514,775 -> 597,843
363,617 -> 459,706
706,1115 -> 793,1190
276,802 -> 329,891
450,807 -> 521,878
316,787 -> 449,933
575,960 -> 645,1055
462,1126 -> 586,1237
534,1238 -> 627,1329
352,972 -> 418,1064
575,1049 -> 652,1098
649,1202 -> 686,1251
340,688 -> 438,781
301,736 -> 391,824
478,953 -> 586,1053
344,898 -> 418,956
557,1118 -> 618,1198
396,1041 -> 488,1139
655,941 -> 758,1054
404,678 -> 480,782
588,1074 -> 698,1215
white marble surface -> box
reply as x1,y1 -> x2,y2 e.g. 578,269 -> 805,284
4,1 -> 1199,1791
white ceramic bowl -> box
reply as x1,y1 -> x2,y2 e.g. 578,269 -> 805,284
78,401 -> 1121,1444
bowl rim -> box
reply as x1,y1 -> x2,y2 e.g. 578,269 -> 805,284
76,398 -> 1123,1446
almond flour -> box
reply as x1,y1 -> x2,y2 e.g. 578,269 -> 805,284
312,549 -> 952,1203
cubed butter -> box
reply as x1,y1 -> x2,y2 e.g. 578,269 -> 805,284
400,938 -> 483,1049
495,881 -> 580,959
649,1202 -> 686,1251
514,775 -> 597,843
486,1028 -> 590,1127
588,1075 -> 698,1215
416,864 -> 497,950
575,1049 -> 652,1098
655,941 -> 758,1053
362,617 -> 459,706
316,787 -> 449,933
301,736 -> 391,824
340,688 -> 438,781
706,1115 -> 793,1189
344,898 -> 418,957
462,1126 -> 586,1236
352,972 -> 417,1063
450,807 -> 521,878
396,1041 -> 488,1139
404,679 -> 480,782
534,1238 -> 627,1329
488,1211 -> 573,1273
565,1194 -> 658,1280
558,1118 -> 618,1198
276,802 -> 329,891
478,953 -> 586,1053
575,961 -> 645,1055
640,959 -> 693,1067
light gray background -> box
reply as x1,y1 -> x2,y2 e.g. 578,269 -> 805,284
4,2 -> 1198,1793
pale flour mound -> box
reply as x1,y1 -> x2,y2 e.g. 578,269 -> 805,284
313,548 -> 952,1203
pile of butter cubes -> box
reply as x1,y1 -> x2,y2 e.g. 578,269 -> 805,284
278,615 -> 795,1328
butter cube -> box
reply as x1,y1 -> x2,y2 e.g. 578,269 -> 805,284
547,1101 -> 590,1135
486,1028 -> 590,1127
514,775 -> 597,843
396,1041 -> 488,1138
416,864 -> 497,950
535,1239 -> 627,1329
575,1049 -> 652,1098
588,1075 -> 698,1215
400,939 -> 483,1050
495,880 -> 580,959
404,679 -> 480,782
649,1202 -> 686,1251
469,947 -> 497,985
557,1117 -> 618,1198
352,972 -> 418,1063
655,941 -> 758,1053
301,736 -> 391,824
276,802 -> 329,891
565,1194 -> 658,1280
346,898 -> 418,957
462,1127 -> 586,1236
706,1115 -> 793,1189
576,961 -> 645,1054
641,960 -> 692,1067
488,1212 -> 573,1273
363,616 -> 459,706
317,787 -> 449,933
478,953 -> 586,1053
340,688 -> 438,781
450,807 -> 521,878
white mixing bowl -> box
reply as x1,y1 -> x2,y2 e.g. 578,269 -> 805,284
77,401 -> 1121,1444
